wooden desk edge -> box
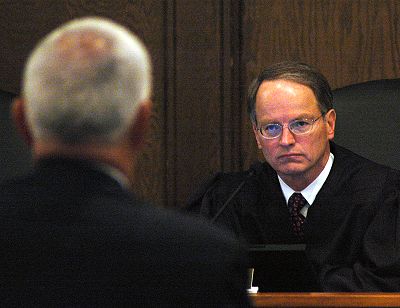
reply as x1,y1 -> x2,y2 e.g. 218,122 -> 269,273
250,292 -> 400,307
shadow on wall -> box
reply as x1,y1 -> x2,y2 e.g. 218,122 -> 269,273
0,90 -> 33,181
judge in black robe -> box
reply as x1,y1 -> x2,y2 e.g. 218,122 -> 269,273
187,61 -> 400,292
187,142 -> 400,291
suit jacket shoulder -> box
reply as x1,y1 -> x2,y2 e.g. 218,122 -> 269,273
0,158 -> 251,306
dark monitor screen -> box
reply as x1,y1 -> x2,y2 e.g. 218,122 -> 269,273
249,244 -> 320,292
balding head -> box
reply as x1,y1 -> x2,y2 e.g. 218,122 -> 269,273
22,17 -> 152,145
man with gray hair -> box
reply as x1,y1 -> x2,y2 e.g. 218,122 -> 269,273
0,17 -> 250,306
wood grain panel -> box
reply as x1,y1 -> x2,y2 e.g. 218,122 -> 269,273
0,1 -> 70,94
221,0 -> 244,172
164,0 -> 178,208
174,0 -> 224,206
240,0 -> 400,168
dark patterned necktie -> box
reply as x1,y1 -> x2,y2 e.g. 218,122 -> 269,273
288,193 -> 306,238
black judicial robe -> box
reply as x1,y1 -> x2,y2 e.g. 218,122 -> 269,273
187,143 -> 400,291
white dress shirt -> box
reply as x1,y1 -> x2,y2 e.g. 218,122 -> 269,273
278,152 -> 334,217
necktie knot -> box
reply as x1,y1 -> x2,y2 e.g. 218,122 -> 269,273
288,193 -> 306,238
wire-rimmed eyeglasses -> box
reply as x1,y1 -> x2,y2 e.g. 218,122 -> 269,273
257,114 -> 325,139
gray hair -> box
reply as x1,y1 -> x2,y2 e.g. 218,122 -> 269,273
247,61 -> 333,125
22,17 -> 152,144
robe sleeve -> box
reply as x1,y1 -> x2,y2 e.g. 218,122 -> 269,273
320,169 -> 400,291
185,172 -> 251,238
185,172 -> 222,217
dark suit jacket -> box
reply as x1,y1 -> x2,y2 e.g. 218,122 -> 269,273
0,157 -> 250,307
187,143 -> 400,291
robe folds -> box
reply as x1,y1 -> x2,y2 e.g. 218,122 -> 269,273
187,143 -> 400,291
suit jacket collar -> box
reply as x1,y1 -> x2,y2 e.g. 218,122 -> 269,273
34,156 -> 131,196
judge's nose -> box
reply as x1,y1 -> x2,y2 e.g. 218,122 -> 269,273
279,127 -> 296,146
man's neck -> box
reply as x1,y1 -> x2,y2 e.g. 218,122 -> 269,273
33,140 -> 136,184
278,151 -> 332,191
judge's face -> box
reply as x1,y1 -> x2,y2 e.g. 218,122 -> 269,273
252,79 -> 336,190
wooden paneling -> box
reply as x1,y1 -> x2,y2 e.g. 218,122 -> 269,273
160,0 -> 242,207
173,0 -> 224,206
221,0 -> 244,172
0,1 -> 69,94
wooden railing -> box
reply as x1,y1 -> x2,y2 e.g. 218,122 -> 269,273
250,293 -> 400,307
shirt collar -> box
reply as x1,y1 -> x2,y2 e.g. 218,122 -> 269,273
278,152 -> 334,205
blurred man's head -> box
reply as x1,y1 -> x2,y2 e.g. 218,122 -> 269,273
22,17 -> 152,145
13,17 -> 153,177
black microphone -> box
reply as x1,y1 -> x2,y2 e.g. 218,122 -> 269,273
210,163 -> 261,223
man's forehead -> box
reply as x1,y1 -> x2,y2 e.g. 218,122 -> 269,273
257,79 -> 314,97
256,80 -> 317,107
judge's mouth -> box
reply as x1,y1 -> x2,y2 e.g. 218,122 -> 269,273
277,153 -> 304,160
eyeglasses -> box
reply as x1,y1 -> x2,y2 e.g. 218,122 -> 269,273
257,114 -> 325,139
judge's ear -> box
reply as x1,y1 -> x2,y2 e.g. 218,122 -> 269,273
127,99 -> 152,151
252,123 -> 263,149
11,98 -> 33,146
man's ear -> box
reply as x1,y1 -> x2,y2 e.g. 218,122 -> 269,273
252,123 -> 263,149
325,108 -> 336,141
127,99 -> 152,150
11,98 -> 33,146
